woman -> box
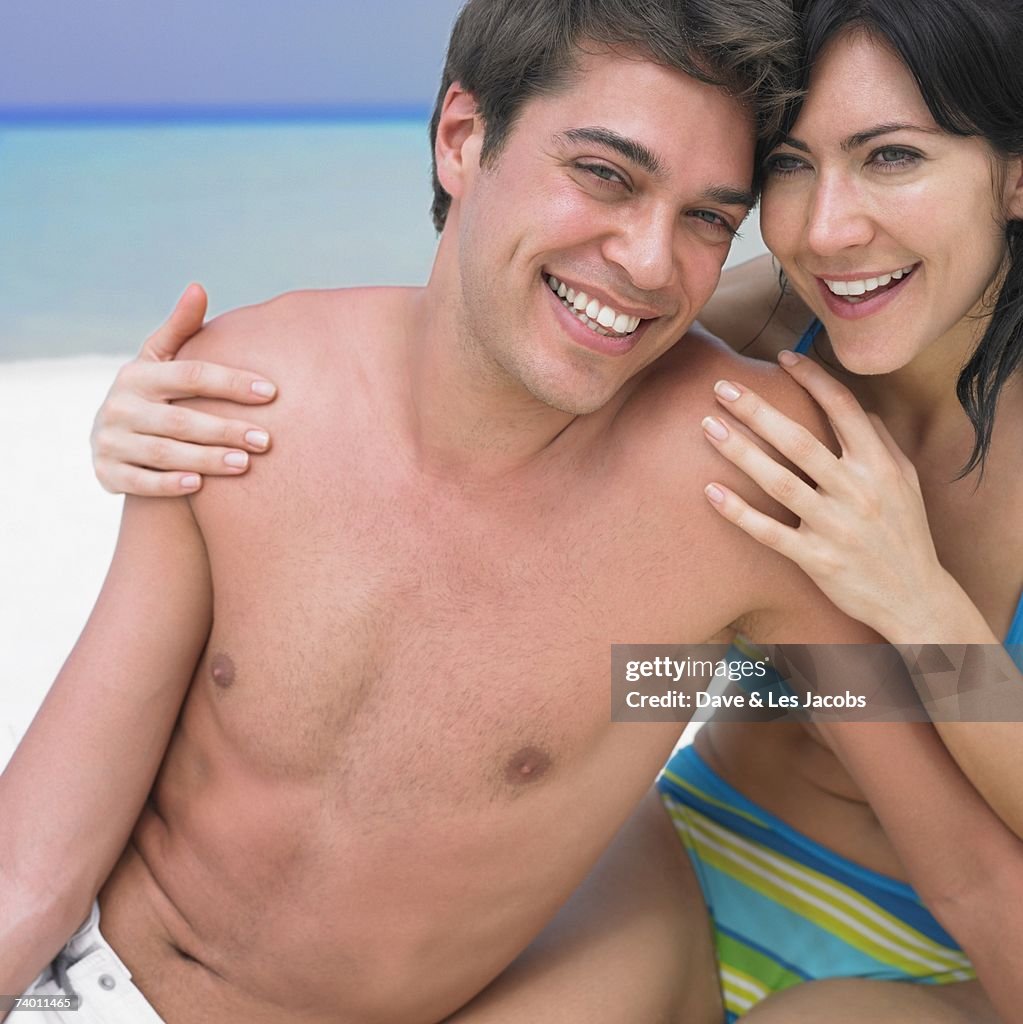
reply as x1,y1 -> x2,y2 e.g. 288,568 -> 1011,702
651,1 -> 1023,1018
82,0 -> 1023,1019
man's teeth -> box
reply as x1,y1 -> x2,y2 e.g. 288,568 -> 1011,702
546,275 -> 641,336
824,266 -> 914,298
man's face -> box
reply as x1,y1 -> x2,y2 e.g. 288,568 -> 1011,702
444,50 -> 756,414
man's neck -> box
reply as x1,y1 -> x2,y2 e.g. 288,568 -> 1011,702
401,268 -> 583,481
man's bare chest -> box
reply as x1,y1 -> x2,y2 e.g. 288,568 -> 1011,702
186,454 -> 716,794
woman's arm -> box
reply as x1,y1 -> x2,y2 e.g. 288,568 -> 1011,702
699,353 -> 1023,839
817,721 -> 1023,1021
696,252 -> 812,354
0,495 -> 212,996
91,285 -> 277,496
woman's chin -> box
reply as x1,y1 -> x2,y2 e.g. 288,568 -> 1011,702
817,332 -> 915,378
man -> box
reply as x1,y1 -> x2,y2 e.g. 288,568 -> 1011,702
0,1 -> 877,1021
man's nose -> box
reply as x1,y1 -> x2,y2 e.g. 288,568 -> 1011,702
602,206 -> 678,294
805,174 -> 875,257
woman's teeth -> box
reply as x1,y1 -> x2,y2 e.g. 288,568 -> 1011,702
545,275 -> 642,337
823,265 -> 916,303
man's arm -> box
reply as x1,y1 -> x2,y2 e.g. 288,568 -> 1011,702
0,495 -> 211,997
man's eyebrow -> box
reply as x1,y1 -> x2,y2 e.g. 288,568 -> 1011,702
556,126 -> 666,178
779,123 -> 943,154
702,184 -> 755,212
557,127 -> 753,210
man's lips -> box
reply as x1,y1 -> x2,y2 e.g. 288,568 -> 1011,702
544,273 -> 662,330
543,276 -> 653,357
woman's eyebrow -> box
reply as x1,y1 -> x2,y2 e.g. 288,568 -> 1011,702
840,122 -> 942,151
779,122 -> 943,154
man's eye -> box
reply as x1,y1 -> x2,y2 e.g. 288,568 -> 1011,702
576,162 -> 627,189
689,210 -> 736,237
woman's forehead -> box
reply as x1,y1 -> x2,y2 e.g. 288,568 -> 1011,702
795,30 -> 935,139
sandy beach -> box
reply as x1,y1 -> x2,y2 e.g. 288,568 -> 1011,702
0,356 -> 126,768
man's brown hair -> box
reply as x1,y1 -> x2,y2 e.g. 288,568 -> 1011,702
428,0 -> 799,231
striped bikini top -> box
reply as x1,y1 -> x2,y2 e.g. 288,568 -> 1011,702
793,319 -> 1023,656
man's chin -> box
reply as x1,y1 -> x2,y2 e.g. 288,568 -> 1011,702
524,382 -> 614,417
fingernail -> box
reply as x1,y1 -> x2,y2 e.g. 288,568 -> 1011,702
224,452 -> 249,469
705,484 -> 725,504
778,350 -> 800,367
251,381 -> 276,398
702,416 -> 729,441
714,380 -> 742,401
245,430 -> 269,450
181,474 -> 201,490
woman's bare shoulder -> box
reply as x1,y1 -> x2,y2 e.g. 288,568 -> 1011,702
699,254 -> 815,360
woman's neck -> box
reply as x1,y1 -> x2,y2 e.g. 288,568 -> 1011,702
827,314 -> 991,465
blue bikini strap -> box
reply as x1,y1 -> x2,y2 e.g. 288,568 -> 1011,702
1007,589 -> 1023,646
794,318 -> 823,355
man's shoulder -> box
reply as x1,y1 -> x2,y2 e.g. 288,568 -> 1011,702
178,286 -> 409,374
174,286 -> 415,478
614,328 -> 867,642
632,325 -> 834,454
610,325 -> 836,540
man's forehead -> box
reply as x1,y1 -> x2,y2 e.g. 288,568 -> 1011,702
526,52 -> 754,149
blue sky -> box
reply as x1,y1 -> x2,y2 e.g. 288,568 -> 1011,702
0,0 -> 466,115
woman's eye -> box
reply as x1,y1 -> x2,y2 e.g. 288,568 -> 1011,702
764,153 -> 808,178
871,147 -> 920,170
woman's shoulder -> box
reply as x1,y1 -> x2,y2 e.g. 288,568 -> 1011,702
699,253 -> 816,361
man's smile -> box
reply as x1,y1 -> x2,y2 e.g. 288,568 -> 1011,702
541,273 -> 656,357
543,273 -> 651,338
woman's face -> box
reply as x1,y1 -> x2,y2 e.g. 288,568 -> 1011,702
760,30 -> 1023,375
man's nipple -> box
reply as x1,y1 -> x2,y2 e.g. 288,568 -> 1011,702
210,652 -> 236,689
504,745 -> 553,786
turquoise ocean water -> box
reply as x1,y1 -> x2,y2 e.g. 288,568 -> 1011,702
0,119 -> 441,360
0,118 -> 765,362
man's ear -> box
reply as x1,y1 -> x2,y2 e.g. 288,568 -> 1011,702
434,83 -> 485,204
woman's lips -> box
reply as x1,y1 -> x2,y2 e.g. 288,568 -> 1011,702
816,265 -> 918,321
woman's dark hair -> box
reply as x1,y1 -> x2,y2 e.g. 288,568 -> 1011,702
786,0 -> 1023,474
428,0 -> 801,233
